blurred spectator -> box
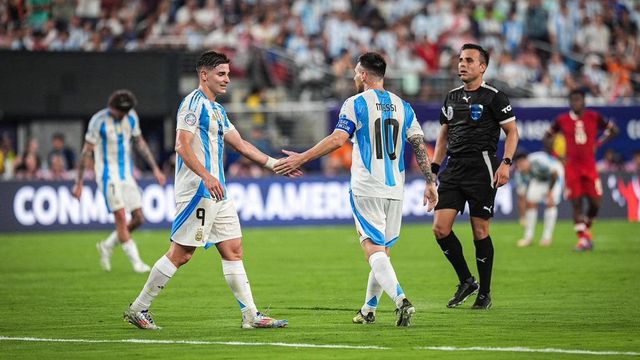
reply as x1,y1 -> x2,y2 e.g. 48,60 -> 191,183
14,153 -> 44,180
26,0 -> 52,30
624,150 -> 640,173
0,132 -> 16,180
13,137 -> 42,175
597,148 -> 624,173
47,132 -> 76,171
524,0 -> 549,43
43,153 -> 73,180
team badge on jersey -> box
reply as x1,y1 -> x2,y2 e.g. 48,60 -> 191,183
185,112 -> 197,126
195,228 -> 204,242
469,104 -> 484,121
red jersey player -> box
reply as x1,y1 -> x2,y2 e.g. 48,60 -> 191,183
545,90 -> 619,251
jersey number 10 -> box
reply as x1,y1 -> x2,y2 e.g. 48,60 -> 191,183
374,118 -> 400,160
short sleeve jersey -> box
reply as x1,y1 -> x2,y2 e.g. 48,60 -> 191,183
439,82 -> 515,155
550,110 -> 607,168
336,89 -> 424,200
85,108 -> 141,188
174,89 -> 236,203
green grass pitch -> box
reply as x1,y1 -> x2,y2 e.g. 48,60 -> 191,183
0,220 -> 639,359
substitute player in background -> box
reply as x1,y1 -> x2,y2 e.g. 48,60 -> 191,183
431,44 -> 519,310
124,51 -> 295,330
275,52 -> 438,327
73,90 -> 166,273
514,147 -> 564,247
545,90 -> 618,251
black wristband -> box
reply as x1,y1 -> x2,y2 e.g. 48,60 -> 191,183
430,163 -> 440,175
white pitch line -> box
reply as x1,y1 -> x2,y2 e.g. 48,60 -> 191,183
417,346 -> 640,357
1,336 -> 638,356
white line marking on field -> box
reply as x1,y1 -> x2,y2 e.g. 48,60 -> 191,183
0,336 -> 387,350
1,336 -> 638,356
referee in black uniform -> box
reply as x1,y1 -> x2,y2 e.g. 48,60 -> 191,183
431,44 -> 519,309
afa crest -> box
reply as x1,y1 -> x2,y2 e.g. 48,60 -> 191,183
195,228 -> 204,242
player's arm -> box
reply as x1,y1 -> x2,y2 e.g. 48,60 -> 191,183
597,120 -> 619,147
274,130 -> 350,175
431,123 -> 448,176
494,120 -> 519,187
134,135 -> 166,185
408,134 -> 438,211
175,129 -> 224,200
72,141 -> 94,199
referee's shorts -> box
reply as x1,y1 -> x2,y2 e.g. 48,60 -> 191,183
435,151 -> 501,219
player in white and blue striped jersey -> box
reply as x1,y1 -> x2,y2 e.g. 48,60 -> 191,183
125,51 -> 295,330
515,149 -> 564,247
275,52 -> 438,327
73,90 -> 166,273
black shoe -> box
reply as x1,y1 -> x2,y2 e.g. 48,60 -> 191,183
395,298 -> 415,327
472,293 -> 492,310
447,277 -> 479,308
352,310 -> 376,324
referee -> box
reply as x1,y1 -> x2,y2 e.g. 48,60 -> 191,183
431,43 -> 519,310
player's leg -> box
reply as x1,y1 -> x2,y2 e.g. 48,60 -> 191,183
213,200 -> 286,329
112,208 -> 150,273
125,241 -> 194,330
582,175 -> 603,245
540,182 -> 561,246
519,181 -> 545,247
469,216 -> 493,310
353,269 -> 381,324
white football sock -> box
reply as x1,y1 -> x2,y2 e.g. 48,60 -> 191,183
130,255 -> 176,312
523,208 -> 537,241
368,251 -> 405,308
222,260 -> 257,315
361,270 -> 383,314
103,231 -> 119,249
121,239 -> 144,266
542,206 -> 558,241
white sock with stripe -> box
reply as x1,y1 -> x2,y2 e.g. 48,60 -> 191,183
130,255 -> 176,312
222,260 -> 257,315
103,231 -> 119,249
368,251 -> 405,308
524,208 -> 537,242
361,270 -> 383,314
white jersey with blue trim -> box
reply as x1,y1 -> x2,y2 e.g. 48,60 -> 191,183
174,89 -> 236,203
336,89 -> 424,200
528,151 -> 564,182
85,108 -> 141,188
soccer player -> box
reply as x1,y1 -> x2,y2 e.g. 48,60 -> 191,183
274,52 -> 438,327
431,44 -> 519,310
545,90 -> 619,251
73,90 -> 166,273
123,51 -> 294,330
514,148 -> 564,248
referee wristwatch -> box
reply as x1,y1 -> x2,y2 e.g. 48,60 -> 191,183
502,157 -> 512,166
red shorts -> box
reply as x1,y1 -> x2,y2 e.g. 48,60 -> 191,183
564,165 -> 602,200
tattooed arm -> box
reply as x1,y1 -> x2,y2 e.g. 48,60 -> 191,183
408,134 -> 438,212
135,135 -> 166,186
72,142 -> 95,199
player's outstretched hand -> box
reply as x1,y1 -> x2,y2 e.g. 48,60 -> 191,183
274,149 -> 304,175
424,183 -> 438,212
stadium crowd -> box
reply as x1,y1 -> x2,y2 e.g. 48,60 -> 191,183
1,0 -> 640,102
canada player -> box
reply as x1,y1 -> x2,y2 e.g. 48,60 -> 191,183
545,90 -> 618,251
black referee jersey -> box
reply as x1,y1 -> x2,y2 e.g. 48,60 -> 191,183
439,81 -> 516,155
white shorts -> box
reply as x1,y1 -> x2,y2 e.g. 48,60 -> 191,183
101,180 -> 142,213
526,179 -> 562,205
349,192 -> 402,247
170,197 -> 242,248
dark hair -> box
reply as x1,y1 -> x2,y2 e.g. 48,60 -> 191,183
514,152 -> 528,162
196,50 -> 230,72
52,132 -> 65,141
108,89 -> 137,112
460,43 -> 490,66
569,89 -> 586,99
357,52 -> 386,78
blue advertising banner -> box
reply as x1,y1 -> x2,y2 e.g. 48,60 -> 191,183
0,173 -> 635,233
